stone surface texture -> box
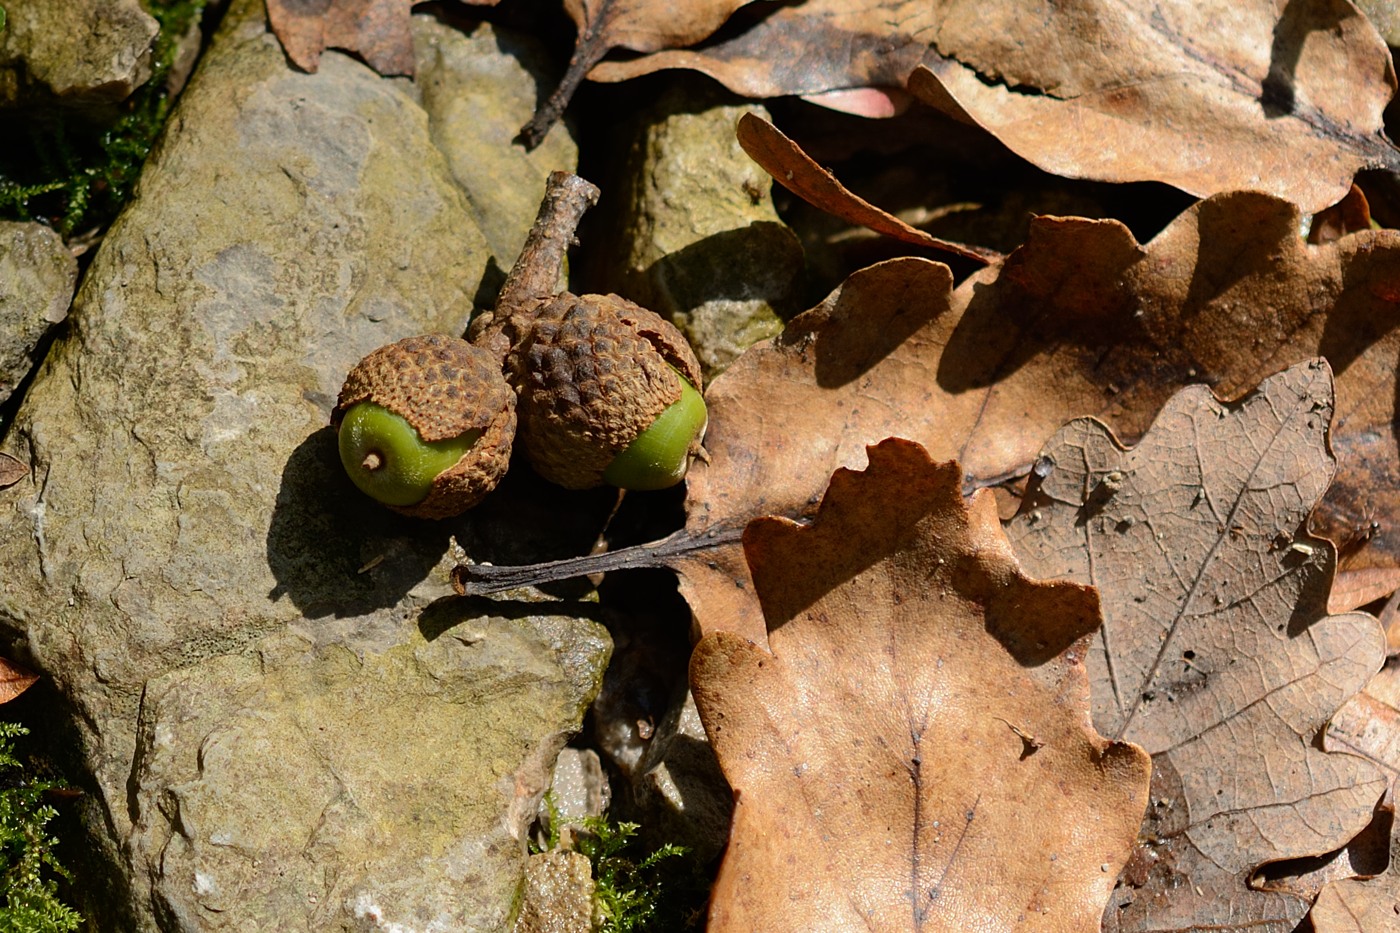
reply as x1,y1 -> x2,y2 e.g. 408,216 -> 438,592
512,851 -> 593,933
605,85 -> 804,379
0,221 -> 75,406
0,0 -> 159,106
412,15 -> 578,302
0,1 -> 608,929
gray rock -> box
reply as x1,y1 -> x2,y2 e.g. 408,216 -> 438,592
0,0 -> 610,929
412,16 -> 578,307
512,851 -> 593,933
0,221 -> 75,407
0,0 -> 159,106
605,84 -> 804,380
1357,0 -> 1400,46
542,748 -> 610,840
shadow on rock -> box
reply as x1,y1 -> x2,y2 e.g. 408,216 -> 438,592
267,427 -> 455,618
417,594 -> 607,642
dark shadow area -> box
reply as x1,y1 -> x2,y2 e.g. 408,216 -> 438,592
1178,195 -> 1302,333
983,571 -> 1103,668
417,593 -> 607,641
803,261 -> 947,388
0,317 -> 68,442
265,427 -> 455,618
455,449 -> 625,593
268,428 -> 628,616
1260,0 -> 1321,118
0,677 -> 137,931
1320,241 -> 1400,379
470,254 -> 508,314
642,222 -> 806,320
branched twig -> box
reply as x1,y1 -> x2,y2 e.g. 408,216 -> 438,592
451,525 -> 744,596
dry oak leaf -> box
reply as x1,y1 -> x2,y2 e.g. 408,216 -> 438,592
266,0 -> 413,75
589,0 -> 937,111
520,0 -> 755,146
693,438 -> 1151,931
1326,661 -> 1400,801
1308,809 -> 1400,932
735,112 -> 1002,265
1004,360 -> 1387,932
907,0 -> 1400,213
266,0 -> 437,77
595,0 -> 1400,212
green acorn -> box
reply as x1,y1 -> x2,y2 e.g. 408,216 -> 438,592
508,291 -> 708,491
332,334 -> 515,518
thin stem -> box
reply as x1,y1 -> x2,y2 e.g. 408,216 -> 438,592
498,171 -> 599,317
451,524 -> 744,596
470,171 -> 600,360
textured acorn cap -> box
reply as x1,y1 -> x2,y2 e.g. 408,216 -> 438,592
333,334 -> 515,517
510,292 -> 704,489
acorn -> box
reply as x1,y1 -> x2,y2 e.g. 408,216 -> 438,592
332,334 -> 515,518
509,291 -> 707,491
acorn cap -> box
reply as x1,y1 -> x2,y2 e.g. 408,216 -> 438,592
510,293 -> 704,489
333,334 -> 515,518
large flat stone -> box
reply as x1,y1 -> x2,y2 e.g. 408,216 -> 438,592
0,1 -> 609,928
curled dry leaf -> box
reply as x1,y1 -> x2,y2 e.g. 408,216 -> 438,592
735,113 -> 1002,265
906,0 -> 1400,213
1004,360 -> 1386,931
693,438 -> 1151,931
590,0 -> 936,104
595,0 -> 1399,211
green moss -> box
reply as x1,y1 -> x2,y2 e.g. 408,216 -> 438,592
0,0 -> 207,237
532,792 -> 708,931
0,723 -> 80,933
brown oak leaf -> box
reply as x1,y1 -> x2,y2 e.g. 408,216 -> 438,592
905,0 -> 1400,213
693,438 -> 1151,931
1004,360 -> 1386,931
266,0 -> 426,77
734,112 -> 1002,265
1308,812 -> 1400,931
590,0 -> 935,105
595,0 -> 1400,211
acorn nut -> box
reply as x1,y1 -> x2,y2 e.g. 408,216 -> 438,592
510,292 -> 707,491
333,334 -> 515,518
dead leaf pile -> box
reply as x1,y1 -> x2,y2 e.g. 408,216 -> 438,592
667,187 -> 1400,645
692,438 -> 1151,930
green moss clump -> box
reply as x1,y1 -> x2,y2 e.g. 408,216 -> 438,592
0,723 -> 80,933
531,792 -> 708,932
0,0 -> 208,237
